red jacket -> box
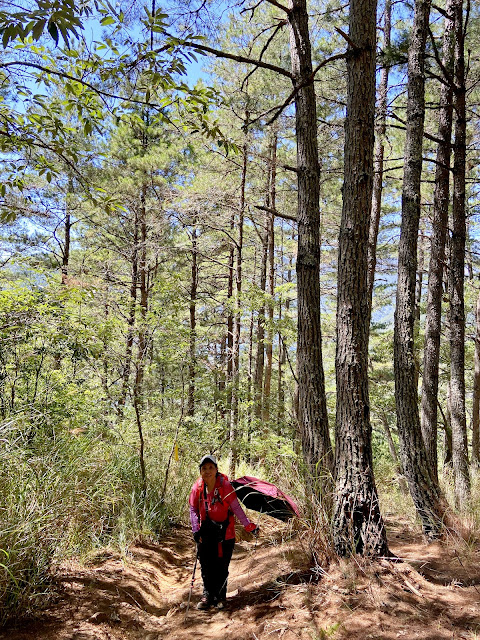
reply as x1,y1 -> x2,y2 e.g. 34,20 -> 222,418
189,472 -> 250,540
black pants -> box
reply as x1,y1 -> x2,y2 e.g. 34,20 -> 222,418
198,537 -> 235,603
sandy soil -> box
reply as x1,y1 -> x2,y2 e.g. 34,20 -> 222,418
2,518 -> 480,640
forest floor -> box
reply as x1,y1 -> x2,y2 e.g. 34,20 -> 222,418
3,516 -> 480,640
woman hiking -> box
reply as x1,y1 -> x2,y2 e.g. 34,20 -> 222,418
189,454 -> 258,610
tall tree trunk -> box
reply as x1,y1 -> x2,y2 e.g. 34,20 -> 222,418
229,125 -> 248,478
160,366 -> 165,418
367,0 -> 391,322
421,0 -> 455,482
254,223 -> 268,421
247,247 -> 257,434
61,176 -> 73,285
277,300 -> 285,424
288,0 -> 333,486
187,217 -> 198,418
134,182 -> 149,497
218,334 -> 227,420
263,132 -> 277,423
62,211 -> 70,285
414,227 -> 425,388
332,0 -> 388,556
472,288 -> 480,467
439,395 -> 453,466
394,0 -> 448,535
118,207 -> 139,416
466,217 -> 474,280
449,0 -> 470,505
226,214 -> 235,418
277,230 -> 287,425
53,176 -> 73,371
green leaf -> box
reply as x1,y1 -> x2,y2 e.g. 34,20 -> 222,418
100,16 -> 116,26
47,20 -> 59,45
0,209 -> 16,222
31,19 -> 46,41
2,26 -> 12,48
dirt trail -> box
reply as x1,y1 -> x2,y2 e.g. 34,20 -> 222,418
3,519 -> 480,640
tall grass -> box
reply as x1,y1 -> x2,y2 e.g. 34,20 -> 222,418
5,416 -> 450,627
0,416 -> 200,626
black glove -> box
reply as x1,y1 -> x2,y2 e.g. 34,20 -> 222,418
193,530 -> 201,543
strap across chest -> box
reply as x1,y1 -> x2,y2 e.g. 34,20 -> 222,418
201,479 -> 224,515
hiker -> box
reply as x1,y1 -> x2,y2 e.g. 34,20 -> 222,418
189,454 -> 259,611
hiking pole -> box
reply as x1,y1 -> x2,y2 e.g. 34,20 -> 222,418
184,546 -> 199,622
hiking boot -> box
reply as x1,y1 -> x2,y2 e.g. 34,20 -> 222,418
216,600 -> 227,610
196,597 -> 211,610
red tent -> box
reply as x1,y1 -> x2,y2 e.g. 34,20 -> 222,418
231,476 -> 300,521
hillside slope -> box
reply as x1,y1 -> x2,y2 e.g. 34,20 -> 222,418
3,519 -> 480,640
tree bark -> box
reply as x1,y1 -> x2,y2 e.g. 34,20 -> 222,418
277,231 -> 288,425
187,217 -> 198,418
394,0 -> 448,536
367,0 -> 391,322
472,288 -> 480,467
254,220 -> 268,422
421,0 -> 455,482
133,181 -> 149,497
226,212 -> 235,417
414,227 -> 425,388
217,334 -> 227,420
439,396 -> 453,466
332,0 -> 388,556
449,0 -> 470,505
288,0 -> 333,487
247,247 -> 257,435
263,132 -> 277,424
